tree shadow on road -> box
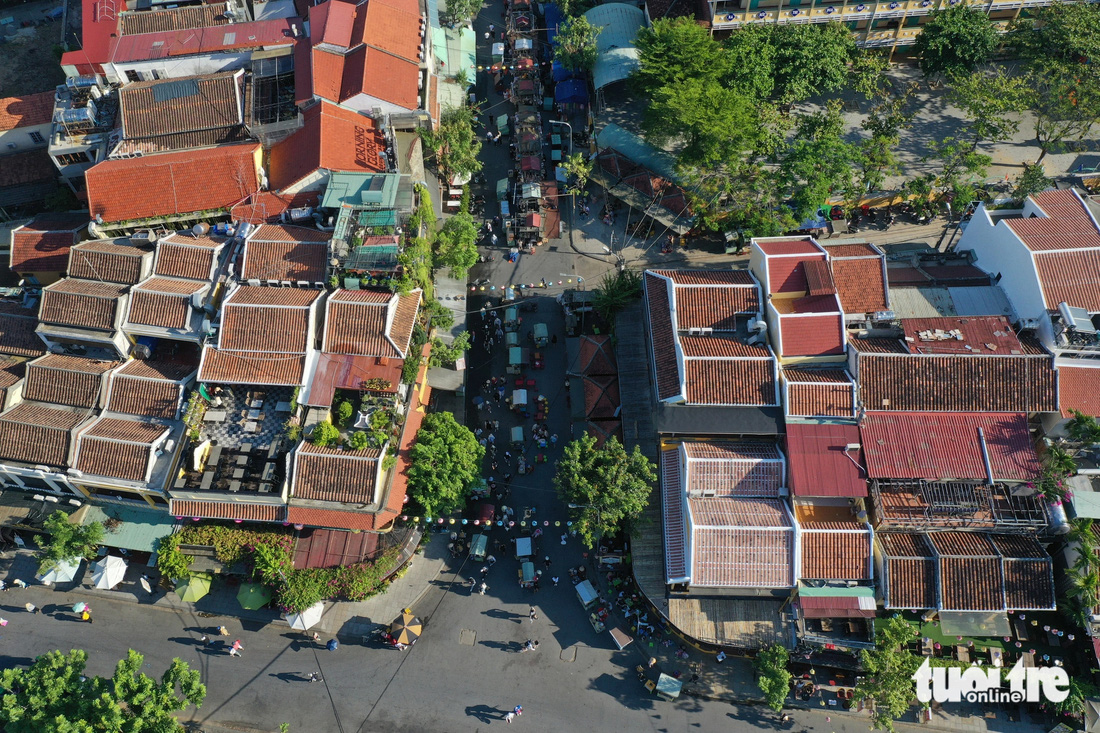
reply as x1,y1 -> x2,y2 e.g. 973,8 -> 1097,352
465,704 -> 505,723
0,655 -> 35,669
586,671 -> 658,711
725,705 -> 791,730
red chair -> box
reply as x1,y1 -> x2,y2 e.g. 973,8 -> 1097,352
515,378 -> 524,387
526,379 -> 536,388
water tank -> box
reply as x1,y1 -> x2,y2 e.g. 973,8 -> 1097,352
192,222 -> 210,236
66,75 -> 98,91
60,106 -> 95,126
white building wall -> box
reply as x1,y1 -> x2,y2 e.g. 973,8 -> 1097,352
105,52 -> 253,85
0,122 -> 53,154
955,204 -> 1048,323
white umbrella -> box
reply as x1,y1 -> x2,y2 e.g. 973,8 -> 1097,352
284,602 -> 324,631
92,556 -> 127,589
37,558 -> 81,585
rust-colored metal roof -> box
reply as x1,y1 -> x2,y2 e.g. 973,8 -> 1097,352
69,239 -> 151,284
170,500 -> 287,523
118,3 -> 230,35
800,523 -> 871,580
784,422 -> 866,498
39,279 -> 127,331
0,402 -> 91,467
23,354 -> 117,409
861,411 -> 1038,481
901,316 -> 1024,355
292,527 -> 381,569
292,443 -> 382,504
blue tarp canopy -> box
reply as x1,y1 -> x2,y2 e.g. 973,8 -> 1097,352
551,60 -> 574,83
544,3 -> 563,45
555,79 -> 588,105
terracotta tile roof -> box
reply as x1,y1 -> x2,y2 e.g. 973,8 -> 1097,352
861,412 -> 1039,481
848,336 -> 909,354
198,348 -> 306,386
292,443 -> 382,503
824,243 -> 880,258
9,214 -> 85,273
170,499 -> 287,523
242,237 -> 328,283
128,277 -> 207,330
644,273 -> 679,401
249,224 -> 333,243
155,232 -> 226,281
39,279 -> 127,331
901,316 -> 1025,355
111,18 -> 299,63
879,533 -> 936,609
119,72 -> 242,142
0,92 -> 55,131
1058,364 -> 1100,418
683,359 -> 776,406
118,3 -> 230,35
231,192 -> 321,225
106,358 -> 192,419
572,335 -> 616,376
928,531 -> 998,556
1033,249 -> 1100,312
310,0 -> 356,50
688,497 -> 794,587
754,238 -> 823,256
68,239 -> 151,284
583,374 -> 620,420
800,523 -> 872,580
0,148 -> 56,189
803,259 -> 836,296
0,308 -> 45,357
286,505 -> 378,530
86,144 -> 259,224
766,255 -> 828,295
681,441 -> 783,497
774,311 -> 845,357
1006,189 -> 1100,252
647,270 -> 759,330
661,448 -> 687,582
324,288 -> 421,358
1003,559 -> 1055,610
990,534 -> 1046,559
784,422 -> 866,497
268,102 -> 386,190
23,354 -> 117,409
940,556 -> 1003,611
344,46 -> 421,110
75,416 -> 167,482
0,402 -> 90,467
856,353 -> 1058,412
782,367 -> 854,417
361,0 -> 422,63
830,257 -> 888,315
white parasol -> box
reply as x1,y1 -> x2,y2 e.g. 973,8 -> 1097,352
284,602 -> 325,631
37,558 -> 81,585
92,556 -> 128,589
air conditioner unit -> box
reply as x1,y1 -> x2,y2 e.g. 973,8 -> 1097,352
266,279 -> 279,286
280,281 -> 292,287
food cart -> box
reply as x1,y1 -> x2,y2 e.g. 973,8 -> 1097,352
656,674 -> 683,701
511,389 -> 528,413
521,182 -> 541,199
491,42 -> 505,63
470,533 -> 489,561
518,560 -> 536,588
505,331 -> 519,347
496,178 -> 510,201
576,579 -> 599,610
496,114 -> 510,137
504,306 -> 519,330
507,346 -> 529,373
510,425 -> 524,447
533,323 -> 548,347
515,535 -> 533,560
609,627 -> 633,650
503,286 -> 516,304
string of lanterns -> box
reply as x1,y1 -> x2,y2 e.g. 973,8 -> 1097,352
469,278 -> 578,292
401,516 -> 570,528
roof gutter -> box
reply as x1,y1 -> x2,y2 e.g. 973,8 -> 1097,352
977,427 -> 995,487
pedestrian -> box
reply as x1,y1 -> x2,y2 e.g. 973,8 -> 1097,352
480,565 -> 490,575
505,712 -> 516,723
484,31 -> 490,39
489,23 -> 495,32
218,625 -> 230,636
513,705 -> 523,717
487,433 -> 496,444
551,576 -> 559,586
560,533 -> 567,545
24,603 -> 37,614
544,556 -> 552,569
200,635 -> 210,646
550,434 -> 558,445
308,672 -> 323,683
504,450 -> 512,460
231,639 -> 243,657
81,610 -> 92,623
551,334 -> 558,344
529,606 -> 538,622
487,554 -> 497,566
716,650 -> 726,663
12,579 -> 26,589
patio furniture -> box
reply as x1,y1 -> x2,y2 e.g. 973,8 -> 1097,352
235,455 -> 248,467
276,401 -> 292,412
921,638 -> 933,657
229,481 -> 241,493
262,463 -> 276,481
204,410 -> 228,422
200,472 -> 214,490
247,409 -> 261,420
244,421 -> 259,433
232,468 -> 245,480
956,646 -> 969,663
240,443 -> 253,453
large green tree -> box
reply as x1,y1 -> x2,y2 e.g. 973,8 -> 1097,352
755,644 -> 791,713
779,100 -> 855,222
856,616 -> 921,732
945,68 -> 1028,152
1009,1 -> 1100,67
560,152 -> 593,196
407,412 -> 484,518
633,18 -> 729,94
725,23 -> 857,106
554,16 -> 601,72
39,510 -> 103,572
554,434 -> 655,546
443,0 -> 480,28
0,649 -> 206,733
434,210 -> 479,280
419,105 -> 483,177
644,76 -> 757,169
1024,62 -> 1100,164
913,5 -> 998,79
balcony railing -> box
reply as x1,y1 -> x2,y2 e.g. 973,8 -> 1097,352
710,0 -> 1048,28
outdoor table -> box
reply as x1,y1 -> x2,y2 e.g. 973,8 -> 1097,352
551,149 -> 562,161
275,401 -> 292,412
262,463 -> 276,481
232,468 -> 245,480
204,410 -> 228,422
200,472 -> 214,490
247,409 -> 261,420
240,443 -> 253,453
250,399 -> 263,409
235,454 -> 247,467
229,481 -> 241,493
244,421 -> 259,433
550,134 -> 561,148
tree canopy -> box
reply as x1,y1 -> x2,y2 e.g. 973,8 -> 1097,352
407,411 -> 484,518
560,152 -> 593,195
555,16 -> 601,72
856,616 -> 921,732
1009,2 -> 1100,67
913,5 -> 998,79
443,0 -> 480,28
39,510 -> 103,572
554,434 -> 655,546
419,105 -> 483,177
433,210 -> 480,279
633,18 -> 729,93
755,644 -> 791,712
0,649 -> 206,733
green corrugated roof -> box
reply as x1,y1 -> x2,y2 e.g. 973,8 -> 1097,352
799,585 -> 875,598
321,172 -> 403,209
76,504 -> 179,555
582,3 -> 644,90
596,123 -> 679,182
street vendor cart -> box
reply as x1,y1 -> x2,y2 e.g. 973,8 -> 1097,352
515,535 -> 534,560
518,560 -> 536,588
576,579 -> 599,610
532,323 -> 548,348
507,346 -> 530,373
510,425 -> 525,447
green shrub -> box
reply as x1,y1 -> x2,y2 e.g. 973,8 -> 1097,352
334,400 -> 354,426
347,431 -> 370,450
312,420 -> 340,447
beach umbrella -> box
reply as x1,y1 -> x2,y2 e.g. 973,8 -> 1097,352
236,583 -> 272,610
72,602 -> 87,613
38,558 -> 81,584
390,613 -> 422,645
92,556 -> 128,590
284,601 -> 325,631
175,573 -> 212,603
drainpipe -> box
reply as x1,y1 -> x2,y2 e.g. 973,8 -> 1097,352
977,427 -> 995,487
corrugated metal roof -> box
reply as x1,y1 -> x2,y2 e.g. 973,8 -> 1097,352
784,422 -> 866,498
860,412 -> 1039,481
73,504 -> 179,555
946,286 -> 1014,318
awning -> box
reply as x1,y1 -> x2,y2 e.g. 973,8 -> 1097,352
521,156 -> 540,171
525,213 -> 541,227
357,209 -> 397,227
799,586 -> 877,619
71,504 -> 179,557
938,611 -> 1011,637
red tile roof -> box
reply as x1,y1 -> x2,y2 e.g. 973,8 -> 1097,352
754,238 -> 823,256
232,192 -> 321,224
9,214 -> 85,274
681,441 -> 784,497
155,232 -> 226,280
286,505 -> 378,530
572,335 -> 617,376
170,499 -> 287,523
650,269 -> 758,330
582,374 -> 620,420
0,92 -> 56,131
784,422 -> 866,498
644,272 -> 680,401
39,279 -> 127,331
1058,364 -> 1100,417
23,354 -> 117,409
110,18 -> 300,63
800,522 -> 872,580
361,0 -> 422,62
324,288 -> 421,358
0,149 -> 57,188
268,102 -> 386,190
879,533 -> 937,609
774,311 -> 845,357
128,277 -> 207,330
311,0 -> 356,50
242,229 -> 329,283
799,594 -> 877,619
901,316 -> 1024,355
86,144 -> 259,224
856,353 -> 1058,412
250,224 -> 332,243
68,239 -> 151,284
860,412 -> 1039,481
683,359 -> 776,406
119,72 -> 242,141
830,255 -> 888,315
75,416 -> 167,482
106,358 -> 192,419
687,496 -> 795,588
781,367 -> 855,418
292,443 -> 382,503
0,303 -> 45,357
0,402 -> 91,467
1033,249 -> 1100,312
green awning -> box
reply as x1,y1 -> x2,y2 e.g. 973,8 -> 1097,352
71,504 -> 179,560
357,209 -> 398,227
799,585 -> 875,598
